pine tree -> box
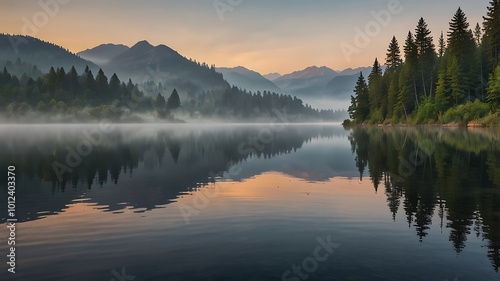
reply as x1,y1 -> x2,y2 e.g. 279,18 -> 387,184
397,64 -> 414,119
447,57 -> 465,105
84,69 -> 95,92
483,0 -> 500,68
415,18 -> 435,57
434,71 -> 450,112
386,36 -> 402,71
448,8 -> 475,60
348,95 -> 358,120
404,31 -> 418,64
402,31 -> 419,109
415,18 -> 436,98
67,66 -> 79,96
44,67 -> 57,92
156,93 -> 166,109
56,67 -> 66,90
438,31 -> 446,58
487,65 -> 500,110
166,89 -> 181,110
368,58 -> 385,120
95,68 -> 108,96
349,72 -> 370,122
448,8 -> 478,101
474,23 -> 483,46
109,73 -> 121,99
387,74 -> 399,118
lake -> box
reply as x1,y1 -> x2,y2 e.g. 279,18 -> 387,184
0,124 -> 499,281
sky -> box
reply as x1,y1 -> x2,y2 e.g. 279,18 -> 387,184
0,0 -> 492,74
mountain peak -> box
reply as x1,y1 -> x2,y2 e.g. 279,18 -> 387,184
77,43 -> 130,65
131,40 -> 154,49
277,66 -> 337,81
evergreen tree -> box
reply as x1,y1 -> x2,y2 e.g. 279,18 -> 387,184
401,31 -> 419,110
386,36 -> 402,71
109,73 -> 121,99
415,17 -> 436,98
387,74 -> 399,118
448,7 -> 475,61
434,71 -> 450,112
349,72 -> 370,122
397,64 -> 414,119
438,31 -> 446,58
474,23 -> 483,46
56,67 -> 67,90
67,66 -> 79,97
404,31 -> 418,64
348,95 -> 358,120
487,66 -> 500,110
447,57 -> 466,105
415,18 -> 435,56
166,89 -> 181,110
483,0 -> 500,68
95,68 -> 108,96
368,58 -> 385,119
84,69 -> 95,93
155,93 -> 166,109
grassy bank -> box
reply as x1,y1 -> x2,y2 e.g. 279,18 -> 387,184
343,100 -> 500,128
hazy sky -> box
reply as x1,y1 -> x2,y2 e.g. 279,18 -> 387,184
0,0 -> 492,74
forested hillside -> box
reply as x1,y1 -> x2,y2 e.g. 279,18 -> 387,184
347,1 -> 500,126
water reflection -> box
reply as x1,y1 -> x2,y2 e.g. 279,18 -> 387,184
0,124 -> 499,278
0,124 -> 350,222
348,127 -> 500,271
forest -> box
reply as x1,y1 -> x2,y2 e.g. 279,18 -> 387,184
347,1 -> 500,126
0,58 -> 346,122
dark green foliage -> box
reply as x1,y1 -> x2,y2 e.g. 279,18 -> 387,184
368,58 -> 386,122
166,89 -> 181,110
0,62 -> 149,115
483,0 -> 500,68
386,36 -> 402,71
348,3 -> 500,124
0,60 -> 343,122
348,72 -> 370,122
487,66 -> 500,110
448,8 -> 475,60
440,100 -> 490,123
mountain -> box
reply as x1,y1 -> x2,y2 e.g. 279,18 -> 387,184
337,66 -> 386,76
216,66 -> 282,93
104,40 -> 229,96
278,66 -> 338,81
77,43 -> 129,66
325,74 -> 360,99
0,34 -> 99,73
273,66 -> 338,98
263,72 -> 281,81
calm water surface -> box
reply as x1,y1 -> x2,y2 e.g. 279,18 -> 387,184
0,124 -> 499,281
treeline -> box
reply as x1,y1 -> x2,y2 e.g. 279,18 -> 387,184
0,61 -> 345,121
348,1 -> 500,125
0,64 -> 152,117
191,86 -> 347,120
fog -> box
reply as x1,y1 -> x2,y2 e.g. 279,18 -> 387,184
304,97 -> 351,111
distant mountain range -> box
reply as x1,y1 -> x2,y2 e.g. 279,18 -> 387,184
273,66 -> 338,99
216,66 -> 282,93
0,34 -> 377,110
263,72 -> 281,81
78,40 -> 229,97
217,65 -> 378,109
0,34 -> 99,73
